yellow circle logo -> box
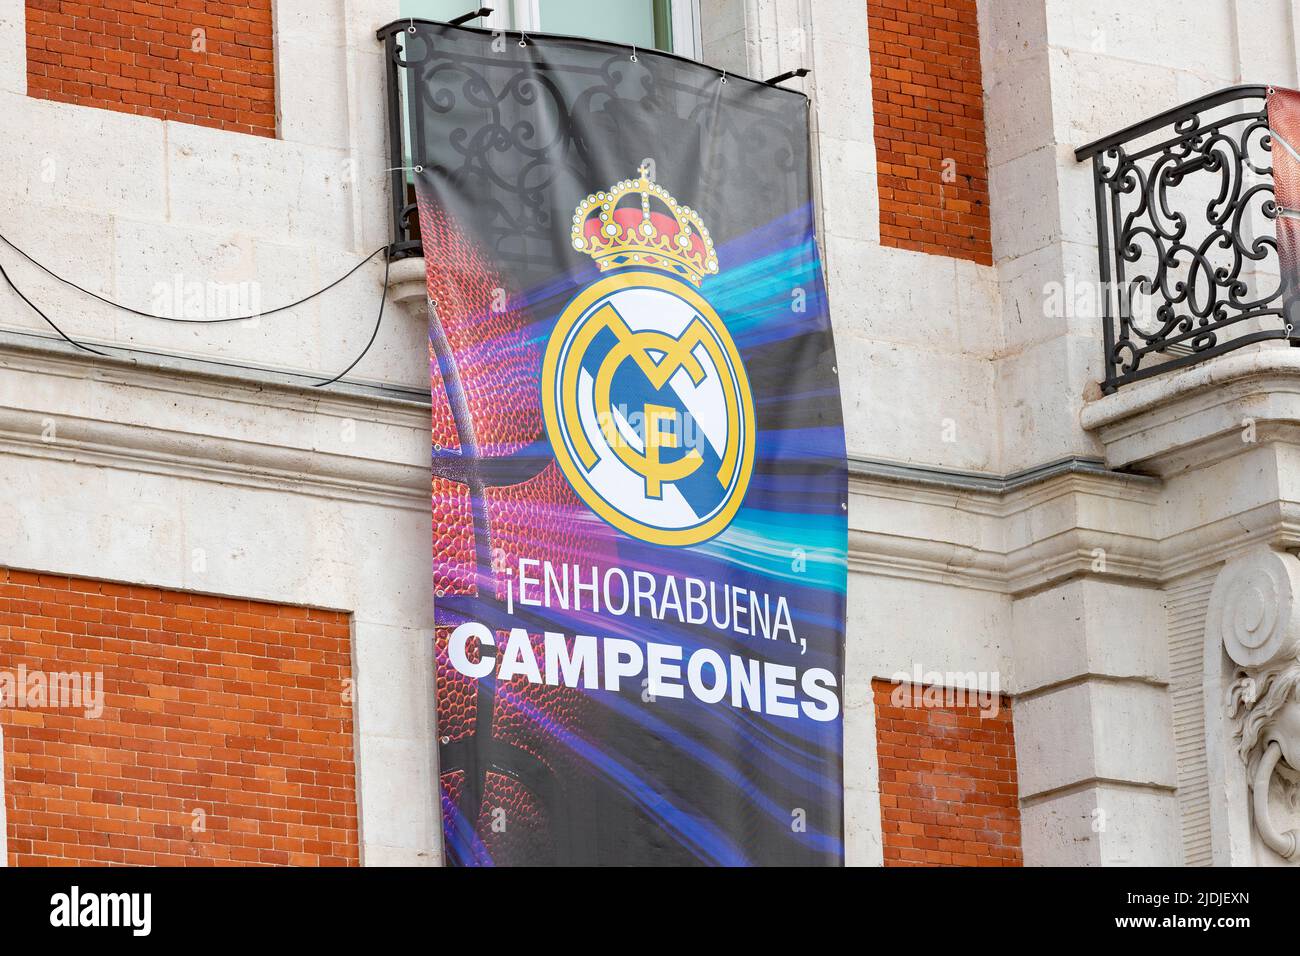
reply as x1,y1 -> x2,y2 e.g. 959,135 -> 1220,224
542,271 -> 756,546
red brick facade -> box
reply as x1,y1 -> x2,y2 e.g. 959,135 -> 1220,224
25,0 -> 277,137
0,569 -> 358,866
872,678 -> 1021,866
866,0 -> 992,264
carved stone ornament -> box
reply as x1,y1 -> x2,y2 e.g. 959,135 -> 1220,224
1211,546 -> 1300,860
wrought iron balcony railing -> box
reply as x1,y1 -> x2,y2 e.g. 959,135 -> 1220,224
379,21 -> 424,261
1076,84 -> 1292,392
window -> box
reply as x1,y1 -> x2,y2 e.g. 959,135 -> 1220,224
400,0 -> 701,58
391,1 -> 704,249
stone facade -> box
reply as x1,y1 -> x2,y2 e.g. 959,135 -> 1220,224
1,0 -> 1299,865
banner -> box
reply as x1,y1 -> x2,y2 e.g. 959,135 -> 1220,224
408,20 -> 846,865
1268,86 -> 1300,329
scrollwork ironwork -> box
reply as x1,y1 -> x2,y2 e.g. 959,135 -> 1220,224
378,19 -> 807,288
1079,87 -> 1291,392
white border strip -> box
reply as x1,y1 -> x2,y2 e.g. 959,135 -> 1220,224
672,0 -> 703,58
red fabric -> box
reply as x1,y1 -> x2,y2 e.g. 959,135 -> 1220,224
1269,88 -> 1300,302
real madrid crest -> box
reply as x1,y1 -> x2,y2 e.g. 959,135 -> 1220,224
542,165 -> 756,546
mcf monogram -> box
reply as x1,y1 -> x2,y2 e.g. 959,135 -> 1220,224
543,166 -> 756,546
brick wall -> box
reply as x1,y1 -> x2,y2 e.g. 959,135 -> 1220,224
25,0 -> 277,137
0,568 -> 358,866
872,678 -> 1021,866
866,0 -> 992,264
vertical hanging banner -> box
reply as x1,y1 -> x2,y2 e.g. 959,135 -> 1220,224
403,19 -> 846,865
1268,86 -> 1300,328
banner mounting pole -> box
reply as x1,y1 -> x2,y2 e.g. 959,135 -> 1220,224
450,7 -> 493,26
765,67 -> 810,86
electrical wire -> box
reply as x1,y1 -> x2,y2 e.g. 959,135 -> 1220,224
0,233 -> 393,387
0,230 -> 387,323
0,258 -> 107,357
313,252 -> 389,388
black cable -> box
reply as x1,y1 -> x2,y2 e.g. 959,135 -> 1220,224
0,258 -> 107,356
313,253 -> 389,388
0,229 -> 386,323
0,234 -> 394,386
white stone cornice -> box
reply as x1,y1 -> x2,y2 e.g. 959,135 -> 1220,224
386,256 -> 431,324
0,408 -> 429,511
1159,501 -> 1300,581
0,333 -> 431,511
1082,350 -> 1300,432
1074,349 -> 1300,580
850,461 -> 1300,595
0,329 -> 430,412
849,456 -> 1160,517
10,329 -> 1283,598
848,528 -> 1006,591
1082,349 -> 1300,474
20,329 -> 1297,597
849,465 -> 1164,595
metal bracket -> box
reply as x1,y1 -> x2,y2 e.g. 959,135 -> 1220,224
451,7 -> 493,25
765,68 -> 810,86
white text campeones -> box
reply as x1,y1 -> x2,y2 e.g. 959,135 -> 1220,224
446,622 -> 840,722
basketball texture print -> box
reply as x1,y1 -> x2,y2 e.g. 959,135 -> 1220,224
409,19 -> 846,867
419,192 -> 619,866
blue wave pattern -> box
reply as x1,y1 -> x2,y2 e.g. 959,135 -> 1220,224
435,196 -> 847,866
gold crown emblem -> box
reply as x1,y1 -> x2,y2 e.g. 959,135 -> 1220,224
569,164 -> 718,286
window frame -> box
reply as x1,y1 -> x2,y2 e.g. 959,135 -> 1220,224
485,0 -> 702,59
667,0 -> 702,59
